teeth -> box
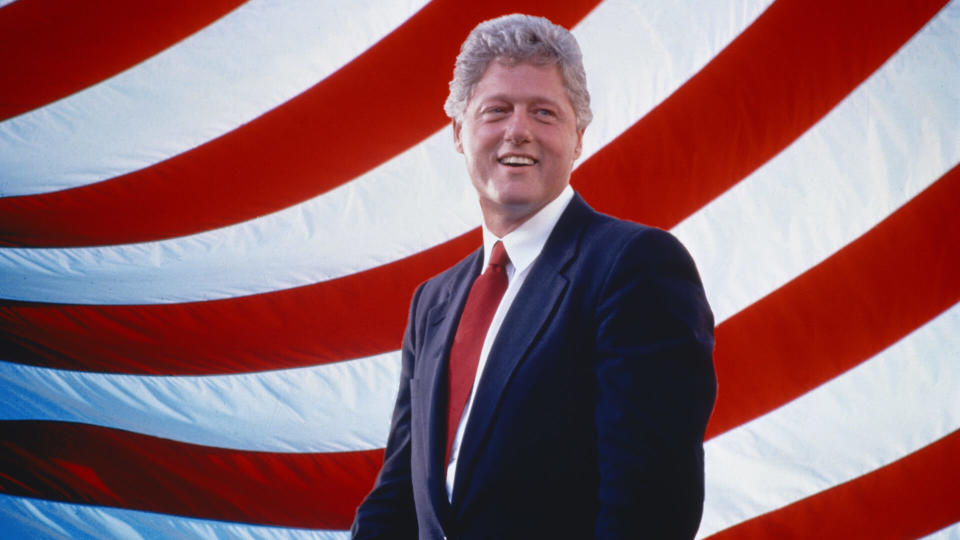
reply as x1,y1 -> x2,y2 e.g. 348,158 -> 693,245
499,155 -> 536,166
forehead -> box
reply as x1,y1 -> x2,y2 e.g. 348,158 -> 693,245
469,59 -> 571,108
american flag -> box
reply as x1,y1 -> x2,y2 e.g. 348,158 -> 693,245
1,0 -> 958,538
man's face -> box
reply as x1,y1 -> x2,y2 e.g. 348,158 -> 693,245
454,59 -> 584,235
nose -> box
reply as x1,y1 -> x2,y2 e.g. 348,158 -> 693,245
504,110 -> 532,144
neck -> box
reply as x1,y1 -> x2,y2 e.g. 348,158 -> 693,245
481,201 -> 545,237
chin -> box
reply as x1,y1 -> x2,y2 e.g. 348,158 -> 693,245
489,183 -> 542,204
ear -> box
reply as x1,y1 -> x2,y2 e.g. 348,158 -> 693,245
452,121 -> 464,154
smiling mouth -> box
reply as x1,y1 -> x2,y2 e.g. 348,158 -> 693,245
498,155 -> 537,167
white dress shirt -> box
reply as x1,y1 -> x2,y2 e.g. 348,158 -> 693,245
445,185 -> 575,500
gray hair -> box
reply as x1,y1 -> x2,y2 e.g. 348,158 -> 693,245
444,14 -> 592,131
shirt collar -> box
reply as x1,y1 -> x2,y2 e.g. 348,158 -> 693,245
481,185 -> 575,275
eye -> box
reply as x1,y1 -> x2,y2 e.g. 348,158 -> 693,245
535,108 -> 556,118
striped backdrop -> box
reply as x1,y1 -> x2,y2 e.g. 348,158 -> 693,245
1,0 -> 958,538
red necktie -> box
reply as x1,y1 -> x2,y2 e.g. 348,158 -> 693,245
446,241 -> 510,465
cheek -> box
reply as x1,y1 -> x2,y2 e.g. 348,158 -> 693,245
461,130 -> 486,155
473,130 -> 499,151
545,137 -> 577,162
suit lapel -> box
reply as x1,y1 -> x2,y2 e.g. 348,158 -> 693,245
414,248 -> 483,516
451,195 -> 594,504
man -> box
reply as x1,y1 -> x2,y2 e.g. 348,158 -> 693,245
353,14 -> 716,539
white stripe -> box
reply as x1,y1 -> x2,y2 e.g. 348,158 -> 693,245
5,291 -> 959,510
3,312 -> 957,537
923,521 -> 960,540
0,495 -> 348,540
0,0 -> 774,304
576,0 -> 774,163
0,1 -> 18,9
697,301 -> 960,538
0,352 -> 400,453
0,0 -> 770,198
0,0 -> 429,196
6,0 -> 959,313
675,1 -> 960,323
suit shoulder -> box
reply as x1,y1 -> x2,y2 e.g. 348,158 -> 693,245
581,211 -> 690,261
414,247 -> 481,301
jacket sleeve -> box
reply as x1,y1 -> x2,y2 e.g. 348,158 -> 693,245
351,285 -> 423,539
592,228 -> 717,539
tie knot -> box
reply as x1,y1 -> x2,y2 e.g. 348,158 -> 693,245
488,241 -> 509,269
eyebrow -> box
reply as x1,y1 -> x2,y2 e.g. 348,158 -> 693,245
478,94 -> 567,110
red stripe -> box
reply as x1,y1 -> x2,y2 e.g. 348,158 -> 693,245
0,0 -> 600,247
707,162 -> 960,439
5,157 -> 958,383
0,0 -> 244,121
574,0 -> 948,229
0,230 -> 480,375
3,12 -> 958,452
706,429 -> 960,539
3,161 -> 958,382
0,421 -> 381,529
1,0 -> 944,249
0,0 -> 948,376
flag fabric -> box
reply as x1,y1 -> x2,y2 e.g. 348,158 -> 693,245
1,0 -> 958,538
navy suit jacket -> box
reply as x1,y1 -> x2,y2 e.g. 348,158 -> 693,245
352,194 -> 716,539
